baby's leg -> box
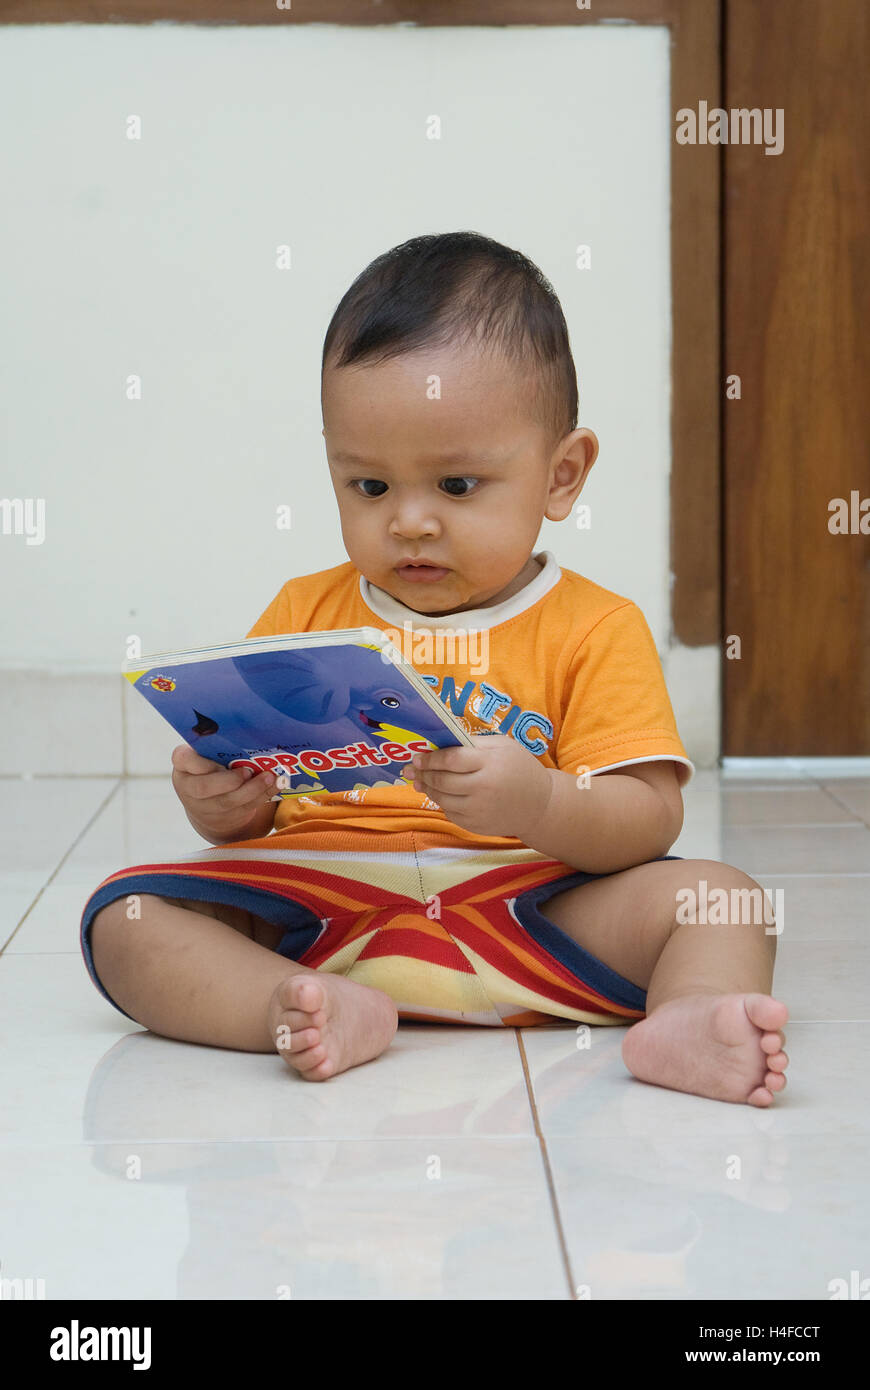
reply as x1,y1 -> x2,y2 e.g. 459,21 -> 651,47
88,894 -> 398,1081
541,859 -> 788,1106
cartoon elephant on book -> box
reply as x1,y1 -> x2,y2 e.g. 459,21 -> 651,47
203,644 -> 459,793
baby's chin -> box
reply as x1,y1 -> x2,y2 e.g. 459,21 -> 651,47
365,564 -> 499,615
368,568 -> 455,605
388,588 -> 467,614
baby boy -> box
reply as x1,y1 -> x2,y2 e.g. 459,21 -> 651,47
85,231 -> 789,1106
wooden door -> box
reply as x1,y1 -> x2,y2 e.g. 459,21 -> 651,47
723,0 -> 870,754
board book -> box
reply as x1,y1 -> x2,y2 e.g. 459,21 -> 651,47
123,627 -> 476,800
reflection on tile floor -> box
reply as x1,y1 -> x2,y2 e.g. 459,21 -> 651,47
1,767 -> 869,1299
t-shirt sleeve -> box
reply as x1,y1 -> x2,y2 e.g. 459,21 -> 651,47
245,584 -> 292,640
555,601 -> 694,786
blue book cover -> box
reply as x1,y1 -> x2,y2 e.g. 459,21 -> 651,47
124,626 -> 475,800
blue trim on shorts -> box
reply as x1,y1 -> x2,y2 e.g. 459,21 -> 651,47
81,854 -> 684,1025
511,855 -> 684,1014
79,873 -> 325,1021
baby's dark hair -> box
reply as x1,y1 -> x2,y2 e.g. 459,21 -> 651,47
321,231 -> 579,449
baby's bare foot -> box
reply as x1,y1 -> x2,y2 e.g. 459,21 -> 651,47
268,970 -> 398,1081
622,993 -> 789,1106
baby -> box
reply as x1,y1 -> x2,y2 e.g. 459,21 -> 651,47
84,231 -> 788,1106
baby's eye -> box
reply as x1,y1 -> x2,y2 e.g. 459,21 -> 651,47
440,476 -> 478,496
351,479 -> 388,497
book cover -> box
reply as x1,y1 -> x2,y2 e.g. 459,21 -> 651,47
124,627 -> 475,800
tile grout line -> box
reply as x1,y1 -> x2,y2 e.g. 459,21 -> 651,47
680,866 -> 870,879
0,1134 -> 572,1149
813,787 -> 870,833
515,1028 -> 577,1300
0,781 -> 124,955
803,774 -> 870,833
0,774 -> 161,780
725,823 -> 864,829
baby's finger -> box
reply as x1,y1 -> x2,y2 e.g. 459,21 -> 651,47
415,767 -> 472,796
176,764 -> 269,802
171,743 -> 225,776
204,769 -> 277,810
423,750 -> 482,780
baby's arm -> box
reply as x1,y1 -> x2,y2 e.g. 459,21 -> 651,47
518,761 -> 683,874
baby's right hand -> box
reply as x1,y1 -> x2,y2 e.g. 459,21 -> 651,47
170,744 -> 276,837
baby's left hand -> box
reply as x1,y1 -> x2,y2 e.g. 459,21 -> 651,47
410,733 -> 554,838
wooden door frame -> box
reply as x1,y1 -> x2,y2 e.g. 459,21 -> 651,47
3,0 -> 722,648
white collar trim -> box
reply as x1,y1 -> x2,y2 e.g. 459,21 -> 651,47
358,550 -> 561,631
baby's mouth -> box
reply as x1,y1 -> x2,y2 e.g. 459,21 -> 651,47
395,563 -> 450,582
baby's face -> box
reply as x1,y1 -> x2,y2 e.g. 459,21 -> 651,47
322,340 -> 578,616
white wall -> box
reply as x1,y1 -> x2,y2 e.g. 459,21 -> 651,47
0,21 -> 716,772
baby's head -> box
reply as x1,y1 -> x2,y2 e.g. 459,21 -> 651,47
320,231 -> 597,615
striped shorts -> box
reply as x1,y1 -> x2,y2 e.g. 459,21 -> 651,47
80,829 -> 680,1028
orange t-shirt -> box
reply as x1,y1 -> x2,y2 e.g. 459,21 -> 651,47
245,549 -> 694,852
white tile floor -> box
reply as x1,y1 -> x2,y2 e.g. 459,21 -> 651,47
1,764 -> 869,1300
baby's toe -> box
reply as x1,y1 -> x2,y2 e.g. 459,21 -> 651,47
280,1004 -> 325,1033
275,973 -> 325,1017
744,994 -> 788,1032
748,1085 -> 775,1107
304,1054 -> 337,1081
279,1025 -> 321,1054
289,975 -> 326,1013
295,1045 -> 334,1079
